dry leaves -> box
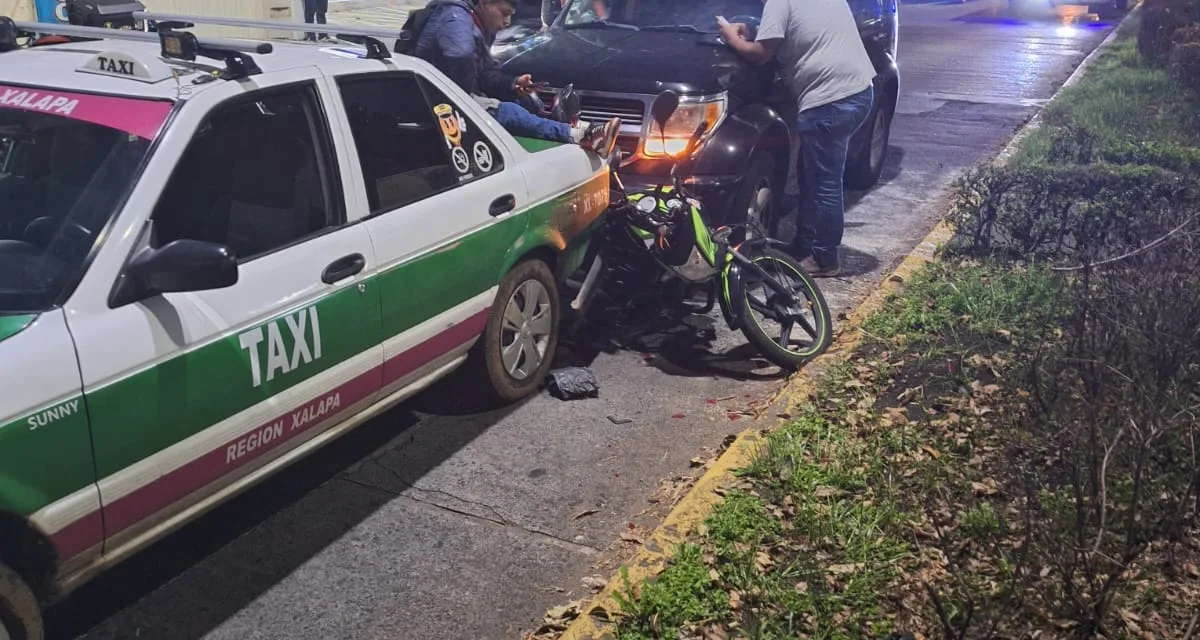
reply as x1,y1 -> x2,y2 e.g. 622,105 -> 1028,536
534,600 -> 584,633
971,478 -> 1000,496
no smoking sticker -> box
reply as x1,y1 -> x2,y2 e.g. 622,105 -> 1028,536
472,141 -> 493,173
451,147 -> 471,174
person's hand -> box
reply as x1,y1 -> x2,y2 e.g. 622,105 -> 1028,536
515,74 -> 537,96
719,20 -> 749,43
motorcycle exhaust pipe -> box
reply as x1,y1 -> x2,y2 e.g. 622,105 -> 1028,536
570,254 -> 604,311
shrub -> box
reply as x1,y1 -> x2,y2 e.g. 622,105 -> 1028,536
1019,199 -> 1200,635
1044,122 -> 1099,165
1138,0 -> 1195,62
1169,25 -> 1200,92
947,163 -> 1198,263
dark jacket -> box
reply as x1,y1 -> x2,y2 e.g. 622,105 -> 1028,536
413,0 -> 519,100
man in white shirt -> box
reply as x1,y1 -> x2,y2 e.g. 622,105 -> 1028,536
720,0 -> 876,277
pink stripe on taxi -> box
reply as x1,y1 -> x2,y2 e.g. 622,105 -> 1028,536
0,84 -> 172,140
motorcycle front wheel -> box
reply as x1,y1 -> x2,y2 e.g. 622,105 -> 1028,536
736,247 -> 833,370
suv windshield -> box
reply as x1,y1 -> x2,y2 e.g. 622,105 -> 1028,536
560,0 -> 765,32
0,86 -> 170,315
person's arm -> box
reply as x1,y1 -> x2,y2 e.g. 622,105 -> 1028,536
478,45 -> 523,100
434,8 -> 481,93
720,0 -> 786,65
722,27 -> 779,65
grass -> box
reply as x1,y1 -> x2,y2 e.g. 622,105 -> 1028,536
859,259 -> 1067,345
1014,17 -> 1200,168
609,262 -> 1066,640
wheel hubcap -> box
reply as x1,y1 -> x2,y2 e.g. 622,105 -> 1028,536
870,109 -> 887,171
499,279 -> 553,381
746,180 -> 771,237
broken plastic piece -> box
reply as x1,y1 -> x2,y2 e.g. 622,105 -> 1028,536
546,367 -> 599,400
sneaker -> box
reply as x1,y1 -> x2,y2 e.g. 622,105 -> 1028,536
799,256 -> 841,278
573,117 -> 621,155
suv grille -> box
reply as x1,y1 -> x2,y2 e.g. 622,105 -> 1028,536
536,90 -> 647,129
536,89 -> 648,162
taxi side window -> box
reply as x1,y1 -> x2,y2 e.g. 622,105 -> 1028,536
336,72 -> 501,216
152,83 -> 343,262
417,76 -> 504,180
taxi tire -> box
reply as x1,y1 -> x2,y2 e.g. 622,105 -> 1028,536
475,258 -> 561,404
0,561 -> 42,640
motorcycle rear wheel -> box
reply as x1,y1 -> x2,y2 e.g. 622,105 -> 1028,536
736,247 -> 833,370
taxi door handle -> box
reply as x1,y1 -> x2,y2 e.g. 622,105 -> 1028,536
489,194 -> 516,217
322,253 -> 365,285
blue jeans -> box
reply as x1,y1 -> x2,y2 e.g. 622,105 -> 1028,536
792,85 -> 875,268
490,101 -> 572,143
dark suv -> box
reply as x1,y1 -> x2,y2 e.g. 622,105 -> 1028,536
494,0 -> 899,230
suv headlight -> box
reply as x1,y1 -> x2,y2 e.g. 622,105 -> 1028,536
642,93 -> 727,158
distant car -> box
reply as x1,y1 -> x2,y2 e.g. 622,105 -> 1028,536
0,18 -> 609,639
495,0 -> 901,235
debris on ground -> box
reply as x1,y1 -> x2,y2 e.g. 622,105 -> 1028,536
545,367 -> 600,400
606,415 -> 633,425
532,599 -> 585,634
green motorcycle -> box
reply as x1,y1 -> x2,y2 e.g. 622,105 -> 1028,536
570,91 -> 833,371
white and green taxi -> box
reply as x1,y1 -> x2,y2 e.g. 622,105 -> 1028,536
0,20 -> 608,639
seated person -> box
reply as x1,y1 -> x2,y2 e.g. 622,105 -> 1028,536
413,0 -> 620,154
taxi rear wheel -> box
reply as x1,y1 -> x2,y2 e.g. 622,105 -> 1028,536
474,258 -> 561,404
0,561 -> 42,640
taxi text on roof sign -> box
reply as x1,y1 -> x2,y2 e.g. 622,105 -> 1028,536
77,50 -> 174,83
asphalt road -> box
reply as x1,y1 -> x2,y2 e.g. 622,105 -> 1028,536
47,2 -> 1118,638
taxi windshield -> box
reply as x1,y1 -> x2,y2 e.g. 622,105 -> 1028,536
0,86 -> 169,315
560,0 -> 765,32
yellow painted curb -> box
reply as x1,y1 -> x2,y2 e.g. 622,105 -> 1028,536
551,11 -> 1137,638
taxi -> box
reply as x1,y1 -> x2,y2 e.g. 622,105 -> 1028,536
0,17 -> 608,638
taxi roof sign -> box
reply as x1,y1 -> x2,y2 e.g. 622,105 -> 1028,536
77,50 -> 173,83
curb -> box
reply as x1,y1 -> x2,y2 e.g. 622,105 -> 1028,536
550,10 -> 1138,639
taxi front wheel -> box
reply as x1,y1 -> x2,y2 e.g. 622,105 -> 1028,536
473,258 -> 561,404
0,561 -> 42,640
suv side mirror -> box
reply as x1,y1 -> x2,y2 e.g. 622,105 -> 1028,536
650,91 -> 680,130
110,239 -> 238,307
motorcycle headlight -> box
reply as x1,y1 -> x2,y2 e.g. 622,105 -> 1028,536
642,93 -> 727,158
635,196 -> 658,213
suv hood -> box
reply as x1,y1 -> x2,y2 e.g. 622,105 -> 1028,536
496,27 -> 754,96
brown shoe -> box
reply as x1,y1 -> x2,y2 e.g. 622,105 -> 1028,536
799,256 -> 841,278
579,117 -> 621,155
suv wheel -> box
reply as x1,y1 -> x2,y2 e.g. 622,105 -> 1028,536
845,98 -> 892,191
0,562 -> 41,640
473,258 -> 561,404
732,152 -> 777,241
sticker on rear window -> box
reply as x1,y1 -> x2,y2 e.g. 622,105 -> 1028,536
0,84 -> 172,140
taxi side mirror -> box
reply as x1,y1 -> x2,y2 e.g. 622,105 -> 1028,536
110,239 -> 238,307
